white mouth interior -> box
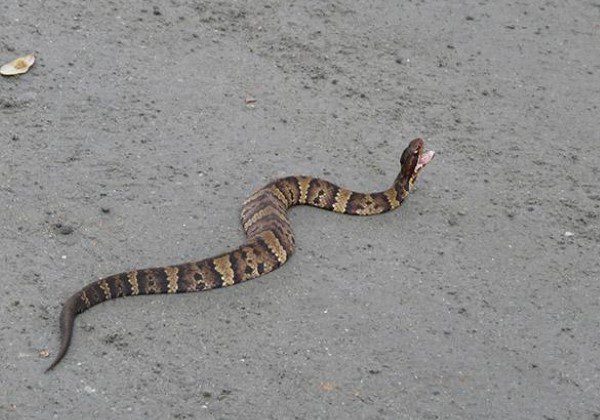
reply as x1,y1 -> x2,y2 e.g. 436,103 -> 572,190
415,150 -> 435,172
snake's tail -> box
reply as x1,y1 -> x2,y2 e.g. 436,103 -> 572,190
45,294 -> 79,372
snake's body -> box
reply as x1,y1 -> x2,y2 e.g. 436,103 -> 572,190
47,138 -> 434,371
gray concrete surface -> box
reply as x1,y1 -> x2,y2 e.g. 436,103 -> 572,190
1,0 -> 599,418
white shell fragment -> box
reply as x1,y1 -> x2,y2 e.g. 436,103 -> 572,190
0,54 -> 35,76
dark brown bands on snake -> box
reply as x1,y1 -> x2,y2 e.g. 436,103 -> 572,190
46,138 -> 435,371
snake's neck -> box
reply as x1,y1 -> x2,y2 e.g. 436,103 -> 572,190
392,176 -> 410,201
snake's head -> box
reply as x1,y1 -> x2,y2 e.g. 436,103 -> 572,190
400,138 -> 435,190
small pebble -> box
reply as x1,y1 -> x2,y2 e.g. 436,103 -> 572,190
53,223 -> 74,235
564,231 -> 574,237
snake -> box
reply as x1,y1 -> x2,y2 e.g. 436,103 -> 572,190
46,138 -> 435,371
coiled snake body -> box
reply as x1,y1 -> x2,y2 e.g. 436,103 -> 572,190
47,138 -> 435,371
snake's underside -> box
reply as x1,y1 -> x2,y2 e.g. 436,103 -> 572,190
46,138 -> 435,371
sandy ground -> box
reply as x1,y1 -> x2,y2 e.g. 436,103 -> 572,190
1,0 -> 599,418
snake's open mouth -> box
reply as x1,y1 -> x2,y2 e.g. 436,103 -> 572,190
415,150 -> 435,173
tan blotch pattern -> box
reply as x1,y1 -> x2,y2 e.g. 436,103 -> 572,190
259,231 -> 287,264
243,206 -> 284,231
81,291 -> 91,308
270,185 -> 288,205
127,271 -> 140,295
165,266 -> 179,294
99,280 -> 111,300
213,256 -> 235,286
355,194 -> 381,215
384,188 -> 401,209
332,189 -> 352,213
298,177 -> 311,204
